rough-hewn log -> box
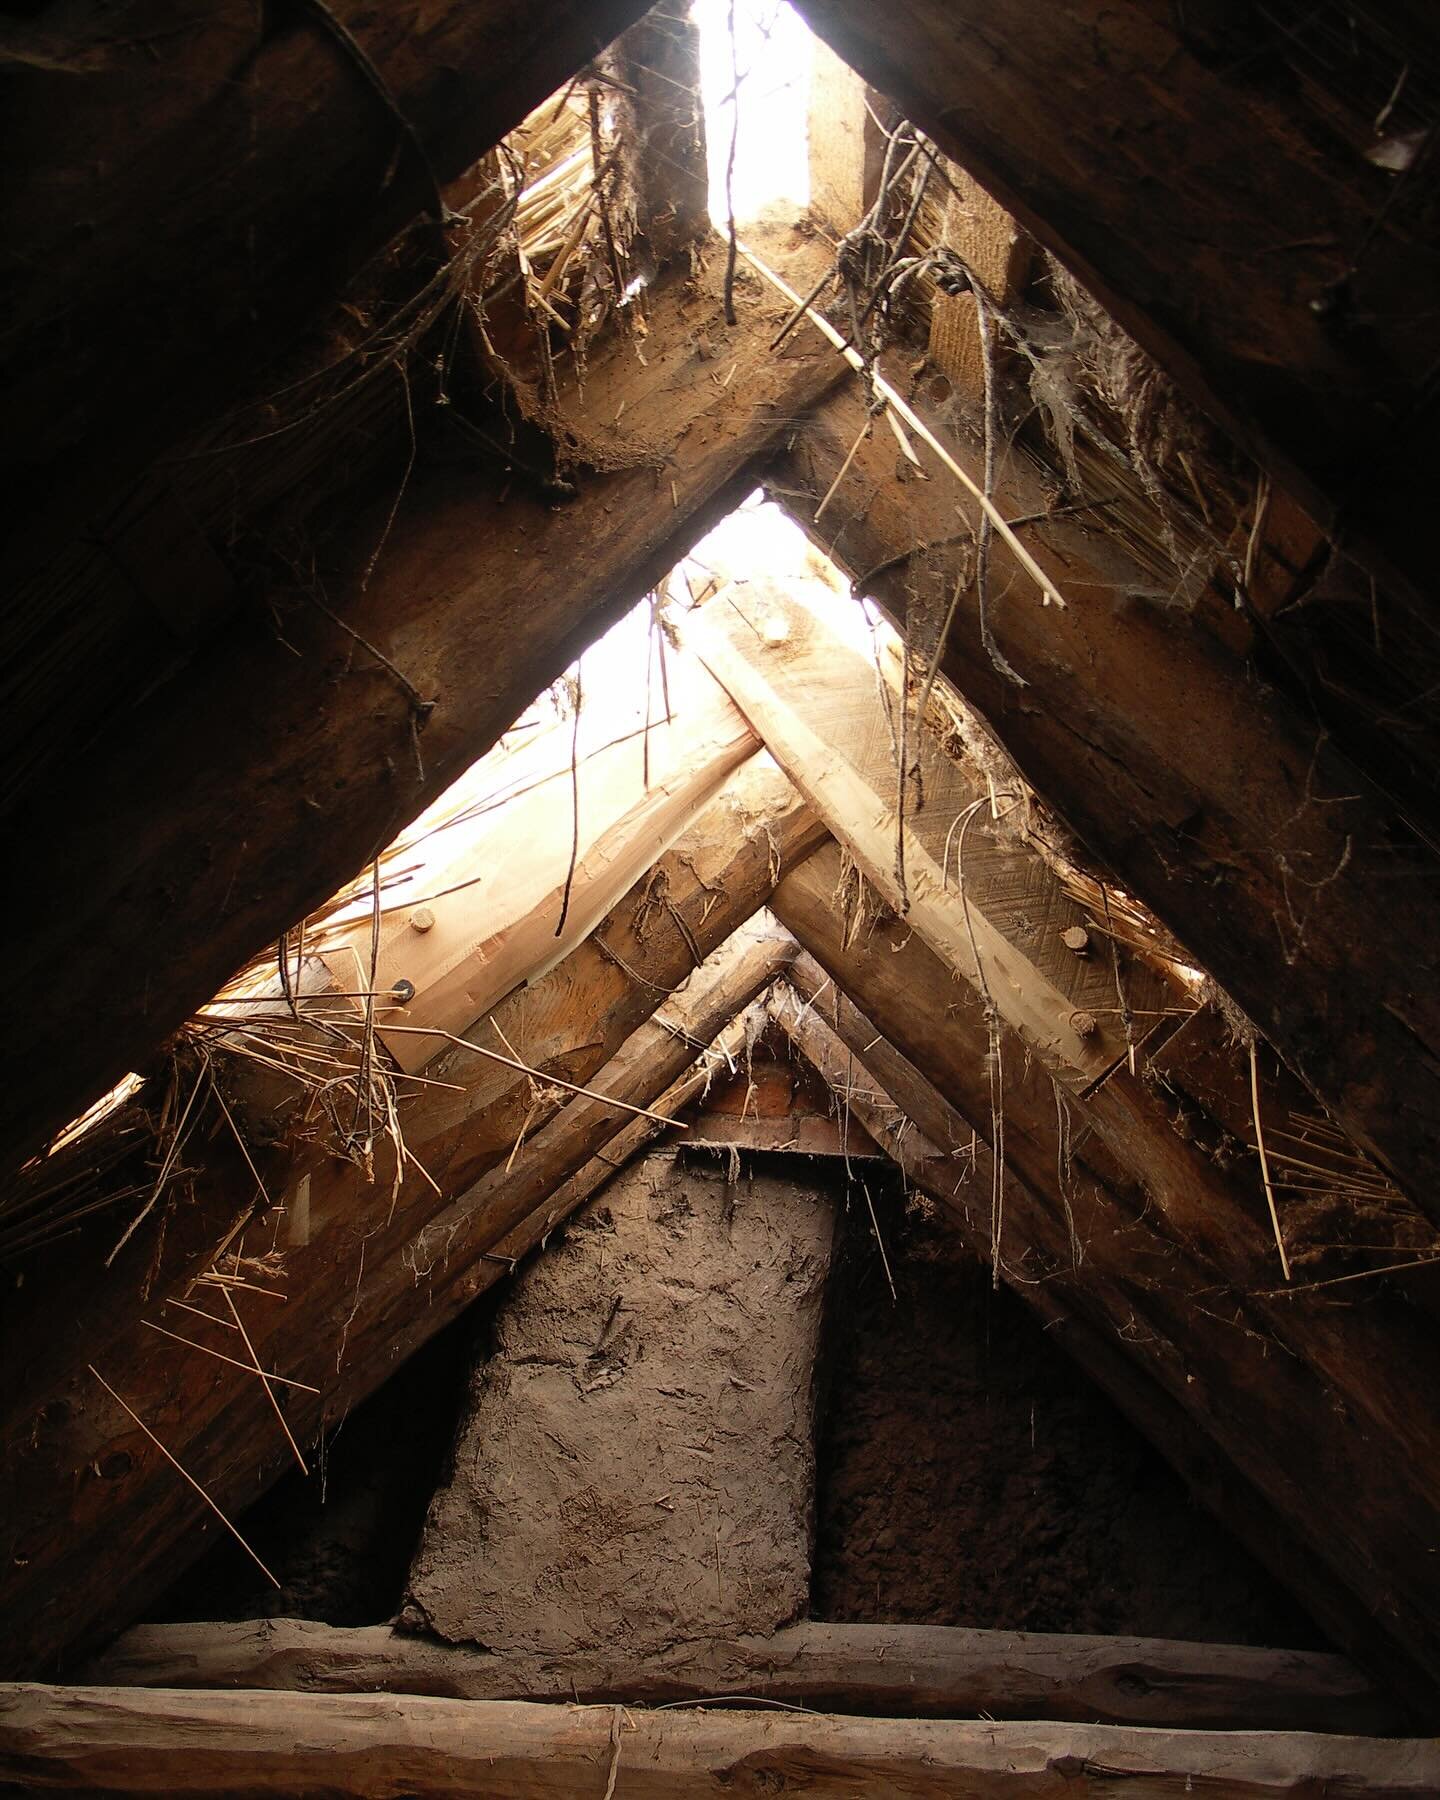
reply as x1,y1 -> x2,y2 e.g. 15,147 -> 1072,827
691,579 -> 1170,1089
791,0 -> 1440,606
771,368 -> 1440,1221
4,1684 -> 1438,1797
698,585 -> 1437,1348
87,1616 -> 1403,1735
373,920 -> 794,1382
0,765 -> 823,1679
320,662 -> 757,1070
773,846 -> 1440,1714
446,1001 -> 770,1314
0,0 -> 653,568
0,227 -> 841,1183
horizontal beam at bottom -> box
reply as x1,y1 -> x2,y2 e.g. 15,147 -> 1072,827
3,1683 -> 1437,1796
85,1616 -> 1403,1735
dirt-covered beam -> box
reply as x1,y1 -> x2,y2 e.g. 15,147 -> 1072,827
4,1684 -> 1438,1797
791,0 -> 1440,606
0,765 -> 822,1678
769,369 -> 1440,1223
773,846 -> 1440,1714
88,1615 -> 1402,1735
0,228 -> 840,1185
0,0 -> 655,570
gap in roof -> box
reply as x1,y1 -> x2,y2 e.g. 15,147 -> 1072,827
692,0 -> 812,227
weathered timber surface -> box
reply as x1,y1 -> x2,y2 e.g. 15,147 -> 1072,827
770,972 -> 1436,1730
0,227 -> 841,1183
321,661 -> 757,1069
774,965 -> 1440,1736
792,0 -> 1440,605
611,6 -> 709,268
4,1684 -> 1438,1797
449,1003 -> 767,1298
771,370 -> 1440,1222
0,0 -> 652,564
691,580 -> 1171,1087
0,765 -> 823,1678
87,1616 -> 1404,1735
773,847 -> 1440,1715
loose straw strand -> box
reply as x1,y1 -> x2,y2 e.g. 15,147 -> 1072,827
1250,1040 -> 1291,1282
87,1363 -> 280,1588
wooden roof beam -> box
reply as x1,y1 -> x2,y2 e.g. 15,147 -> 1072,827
4,1683 -> 1437,1796
768,368 -> 1440,1222
0,762 -> 822,1676
90,1612 -> 1402,1735
774,845 -> 1440,1714
0,0 -> 658,575
0,227 -> 842,1186
790,0 -> 1440,607
689,581 -> 1175,1095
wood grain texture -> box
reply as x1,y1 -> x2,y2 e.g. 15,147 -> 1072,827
771,367 -> 1440,1224
774,846 -> 1440,1715
772,966 -> 1432,1716
691,582 -> 1168,1088
3,1683 -> 1438,1796
792,0 -> 1440,606
87,1615 -> 1404,1735
0,764 -> 822,1678
320,664 -> 757,1070
0,226 -> 842,1184
0,0 -> 653,565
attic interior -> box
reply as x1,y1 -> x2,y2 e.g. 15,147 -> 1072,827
3,0 -> 1440,1792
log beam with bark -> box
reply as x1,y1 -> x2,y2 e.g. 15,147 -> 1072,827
791,0 -> 1440,606
0,765 -> 822,1678
770,367 -> 1440,1221
0,226 -> 841,1184
3,1683 -> 1437,1797
86,1615 -> 1404,1735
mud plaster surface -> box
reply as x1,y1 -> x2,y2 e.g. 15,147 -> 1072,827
813,1199 -> 1327,1649
405,1154 -> 835,1654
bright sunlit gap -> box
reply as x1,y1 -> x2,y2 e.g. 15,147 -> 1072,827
693,0 -> 812,228
201,500 -> 874,995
